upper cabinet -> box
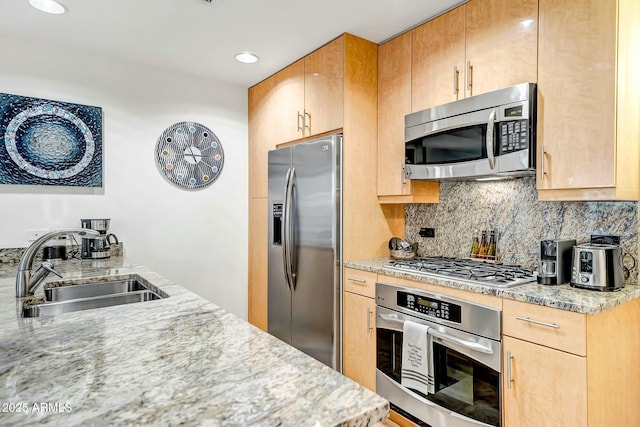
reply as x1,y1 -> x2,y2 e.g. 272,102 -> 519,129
412,0 -> 538,112
378,31 -> 439,204
248,76 -> 276,199
464,0 -> 538,98
537,0 -> 640,200
411,6 -> 466,112
274,38 -> 344,143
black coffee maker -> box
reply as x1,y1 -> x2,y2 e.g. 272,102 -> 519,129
80,218 -> 119,259
537,239 -> 576,285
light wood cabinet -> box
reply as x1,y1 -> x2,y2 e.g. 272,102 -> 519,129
343,290 -> 376,391
503,297 -> 640,426
248,198 -> 268,331
503,336 -> 587,427
274,60 -> 305,144
377,32 -> 440,205
537,0 -> 640,200
503,299 -> 586,355
411,6 -> 465,112
247,76 -> 275,331
248,76 -> 276,199
464,0 -> 538,98
344,267 -> 377,298
411,0 -> 537,112
274,38 -> 344,143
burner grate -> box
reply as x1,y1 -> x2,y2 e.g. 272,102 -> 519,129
385,256 -> 535,288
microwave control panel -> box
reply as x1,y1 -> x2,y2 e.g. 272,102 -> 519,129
500,119 -> 529,154
397,291 -> 462,323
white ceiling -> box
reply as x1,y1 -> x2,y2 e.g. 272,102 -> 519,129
0,0 -> 464,88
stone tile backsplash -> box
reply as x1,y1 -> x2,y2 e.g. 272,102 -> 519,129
405,177 -> 639,281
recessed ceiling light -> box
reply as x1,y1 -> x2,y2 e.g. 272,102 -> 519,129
29,0 -> 68,14
235,52 -> 259,64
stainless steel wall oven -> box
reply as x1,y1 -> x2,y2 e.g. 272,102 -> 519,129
376,282 -> 502,427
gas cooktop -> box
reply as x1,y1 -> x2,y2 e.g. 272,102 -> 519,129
385,256 -> 536,288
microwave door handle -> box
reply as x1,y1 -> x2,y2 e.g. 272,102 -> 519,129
428,329 -> 494,355
486,110 -> 496,170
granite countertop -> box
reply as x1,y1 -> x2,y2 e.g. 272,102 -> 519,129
0,257 -> 388,426
345,258 -> 640,315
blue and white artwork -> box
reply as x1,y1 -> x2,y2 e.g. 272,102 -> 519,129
0,93 -> 103,187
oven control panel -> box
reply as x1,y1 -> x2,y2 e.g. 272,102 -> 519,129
397,291 -> 461,323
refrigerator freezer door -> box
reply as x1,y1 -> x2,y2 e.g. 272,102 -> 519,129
268,147 -> 292,344
290,135 -> 342,369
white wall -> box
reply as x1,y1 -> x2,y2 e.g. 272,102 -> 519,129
0,37 -> 249,319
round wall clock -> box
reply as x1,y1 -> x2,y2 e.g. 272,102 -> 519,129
154,121 -> 224,190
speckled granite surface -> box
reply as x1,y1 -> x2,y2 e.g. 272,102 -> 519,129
345,258 -> 640,315
405,177 -> 639,282
0,257 -> 388,426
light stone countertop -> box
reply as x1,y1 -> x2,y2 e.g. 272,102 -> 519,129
345,258 -> 640,315
0,256 -> 388,426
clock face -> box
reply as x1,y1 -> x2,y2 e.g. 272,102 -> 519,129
155,121 -> 224,190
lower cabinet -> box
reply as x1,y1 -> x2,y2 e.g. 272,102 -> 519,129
502,298 -> 640,426
343,268 -> 377,391
343,291 -> 376,391
502,336 -> 587,426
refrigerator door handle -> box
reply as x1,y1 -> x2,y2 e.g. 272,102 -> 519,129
288,168 -> 297,289
284,168 -> 297,290
282,168 -> 292,291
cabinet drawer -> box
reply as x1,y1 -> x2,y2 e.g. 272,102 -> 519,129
503,299 -> 586,356
344,268 -> 377,298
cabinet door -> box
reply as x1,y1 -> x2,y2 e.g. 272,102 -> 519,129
465,0 -> 538,97
274,59 -> 305,143
343,292 -> 376,391
411,6 -> 465,112
378,32 -> 412,197
248,76 -> 276,199
248,198 -> 268,331
304,36 -> 344,137
537,0 -> 616,190
503,336 -> 587,427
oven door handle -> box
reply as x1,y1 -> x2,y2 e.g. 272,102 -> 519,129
428,329 -> 494,355
377,313 -> 405,325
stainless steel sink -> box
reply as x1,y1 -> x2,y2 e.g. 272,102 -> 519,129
45,278 -> 154,302
22,276 -> 169,318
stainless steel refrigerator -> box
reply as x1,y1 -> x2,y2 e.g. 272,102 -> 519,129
267,134 -> 342,371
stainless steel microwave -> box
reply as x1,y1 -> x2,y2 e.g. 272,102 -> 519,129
404,82 -> 537,180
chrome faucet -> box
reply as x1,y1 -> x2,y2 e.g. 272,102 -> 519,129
16,229 -> 100,298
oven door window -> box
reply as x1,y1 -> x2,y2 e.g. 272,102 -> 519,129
376,328 -> 402,383
431,341 -> 501,427
406,125 -> 489,165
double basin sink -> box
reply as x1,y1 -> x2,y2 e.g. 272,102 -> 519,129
23,276 -> 169,318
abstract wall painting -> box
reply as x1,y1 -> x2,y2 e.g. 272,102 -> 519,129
155,121 -> 224,190
0,93 -> 103,187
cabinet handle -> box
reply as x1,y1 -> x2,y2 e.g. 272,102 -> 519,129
297,111 -> 304,132
401,164 -> 406,186
453,65 -> 459,95
367,308 -> 373,334
506,351 -> 513,389
516,316 -> 560,329
541,145 -> 547,176
303,110 -> 311,133
466,61 -> 473,93
347,277 -> 367,284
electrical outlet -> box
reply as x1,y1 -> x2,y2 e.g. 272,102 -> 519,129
419,227 -> 435,238
26,228 -> 50,243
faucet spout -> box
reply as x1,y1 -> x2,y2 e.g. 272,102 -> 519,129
16,228 -> 101,298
